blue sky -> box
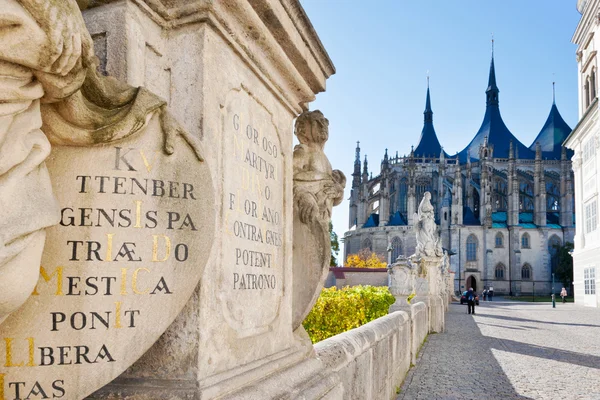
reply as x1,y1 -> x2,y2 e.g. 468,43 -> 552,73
299,0 -> 582,263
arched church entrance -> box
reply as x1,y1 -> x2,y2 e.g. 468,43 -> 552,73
466,276 -> 477,292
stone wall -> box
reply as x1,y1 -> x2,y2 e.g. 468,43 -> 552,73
326,268 -> 388,288
409,302 -> 428,365
314,311 -> 413,400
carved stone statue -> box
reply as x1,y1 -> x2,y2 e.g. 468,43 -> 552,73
291,110 -> 345,330
293,110 -> 345,224
0,0 -> 201,324
414,191 -> 443,258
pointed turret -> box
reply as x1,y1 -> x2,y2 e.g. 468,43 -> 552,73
352,141 -> 361,188
486,56 -> 499,106
413,81 -> 448,158
362,155 -> 369,183
381,148 -> 389,170
529,85 -> 574,160
458,52 -> 534,162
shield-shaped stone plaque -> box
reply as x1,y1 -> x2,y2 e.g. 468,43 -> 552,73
0,117 -> 215,400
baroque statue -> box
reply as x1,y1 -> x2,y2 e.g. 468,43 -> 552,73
0,0 -> 202,325
414,191 -> 443,258
291,110 -> 345,330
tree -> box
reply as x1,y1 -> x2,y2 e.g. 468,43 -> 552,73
330,222 -> 340,266
345,249 -> 387,269
554,242 -> 574,287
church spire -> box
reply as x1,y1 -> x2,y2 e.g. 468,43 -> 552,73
486,51 -> 499,106
352,141 -> 361,187
424,76 -> 433,123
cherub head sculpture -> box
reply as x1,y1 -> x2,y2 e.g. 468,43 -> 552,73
294,110 -> 329,146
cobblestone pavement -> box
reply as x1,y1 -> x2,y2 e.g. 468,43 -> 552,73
397,298 -> 600,400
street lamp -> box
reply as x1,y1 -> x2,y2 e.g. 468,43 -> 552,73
552,273 -> 556,308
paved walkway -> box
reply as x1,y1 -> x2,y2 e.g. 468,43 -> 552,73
397,298 -> 600,400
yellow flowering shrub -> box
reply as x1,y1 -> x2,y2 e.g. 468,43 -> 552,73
302,285 -> 396,343
345,250 -> 387,269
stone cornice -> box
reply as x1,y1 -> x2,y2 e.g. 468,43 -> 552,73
573,0 -> 600,47
88,0 -> 334,111
565,97 -> 599,147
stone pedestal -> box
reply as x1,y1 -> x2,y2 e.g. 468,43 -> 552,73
0,1 -> 338,399
388,256 -> 415,313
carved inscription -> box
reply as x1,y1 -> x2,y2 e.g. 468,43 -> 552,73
221,90 -> 284,336
0,120 -> 214,399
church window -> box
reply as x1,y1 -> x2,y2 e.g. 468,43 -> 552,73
466,234 -> 478,261
521,264 -> 532,280
495,263 -> 505,280
399,178 -> 408,221
493,178 -> 508,211
585,267 -> 596,295
592,68 -> 597,100
362,238 -> 373,252
521,233 -> 531,249
495,232 -> 504,248
519,180 -> 534,211
546,180 -> 560,212
391,236 -> 402,262
585,199 -> 598,234
585,77 -> 590,109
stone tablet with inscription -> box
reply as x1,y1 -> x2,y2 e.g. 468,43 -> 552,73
0,117 -> 214,400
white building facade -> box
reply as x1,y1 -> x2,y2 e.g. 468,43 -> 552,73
565,0 -> 600,307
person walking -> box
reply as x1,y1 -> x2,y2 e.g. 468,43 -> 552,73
466,287 -> 476,315
561,287 -> 568,303
488,286 -> 494,301
482,288 -> 488,301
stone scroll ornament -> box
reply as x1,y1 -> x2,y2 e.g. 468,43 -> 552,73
414,191 -> 443,258
0,1 -> 214,399
291,110 -> 345,330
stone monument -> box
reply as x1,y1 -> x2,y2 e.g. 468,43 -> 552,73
0,1 -> 343,399
388,191 -> 446,332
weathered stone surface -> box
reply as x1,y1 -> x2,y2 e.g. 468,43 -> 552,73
1,115 -> 214,399
314,311 -> 412,400
292,110 -> 346,330
0,2 -> 214,399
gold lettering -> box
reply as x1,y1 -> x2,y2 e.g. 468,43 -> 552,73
120,268 -> 127,295
0,372 -> 4,400
140,149 -> 160,173
4,338 -> 23,367
27,337 -> 35,367
106,233 -> 114,262
132,268 -> 150,295
134,200 -> 143,228
114,301 -> 122,329
32,267 -> 63,296
152,235 -> 171,262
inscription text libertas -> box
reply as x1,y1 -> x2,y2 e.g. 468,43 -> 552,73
225,113 -> 282,291
1,147 -> 198,400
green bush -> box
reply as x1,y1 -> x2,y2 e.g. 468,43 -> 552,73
302,285 -> 396,344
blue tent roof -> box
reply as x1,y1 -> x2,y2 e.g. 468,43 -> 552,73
387,211 -> 407,226
363,213 -> 379,228
458,56 -> 534,163
529,103 -> 574,160
413,86 -> 449,158
463,207 -> 480,225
